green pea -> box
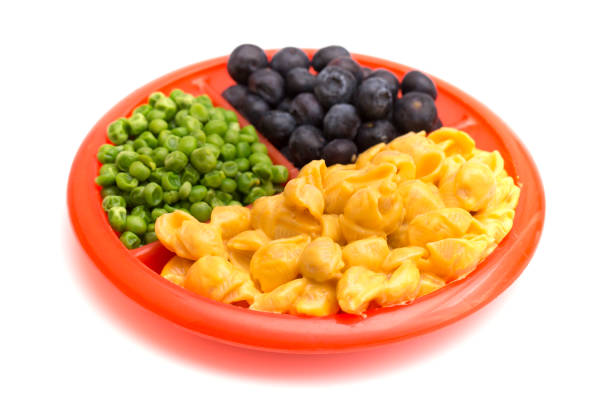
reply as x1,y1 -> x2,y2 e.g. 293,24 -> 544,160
95,174 -> 116,187
215,160 -> 224,170
115,172 -> 138,191
252,163 -> 273,181
224,129 -> 240,144
192,129 -> 206,145
154,96 -> 177,120
97,144 -> 120,164
161,171 -> 181,191
249,152 -> 272,166
190,147 -> 218,173
220,178 -> 237,193
204,119 -> 228,137
183,116 -> 202,133
204,170 -> 225,188
206,134 -> 224,147
190,202 -> 212,222
237,172 -> 259,194
178,181 -> 192,200
149,167 -> 165,184
195,94 -> 213,108
107,119 -> 129,144
228,200 -> 242,206
223,109 -> 238,123
119,231 -> 141,249
115,151 -> 139,172
188,185 -> 207,203
219,143 -> 236,161
175,93 -> 195,110
126,214 -> 148,235
189,103 -> 209,123
146,109 -> 166,121
152,147 -> 169,167
133,103 -> 152,117
129,161 -> 151,181
148,92 -> 164,106
175,109 -> 189,126
129,186 -> 147,206
160,134 -> 180,152
236,141 -> 252,159
209,108 -> 225,122
102,195 -> 126,211
210,198 -> 225,208
108,206 -> 127,231
171,126 -> 189,137
137,154 -> 156,171
164,151 -> 188,173
127,113 -> 148,136
149,118 -> 168,135
204,189 -> 216,204
99,163 -> 118,177
181,164 -> 200,184
137,146 -> 153,156
178,200 -> 191,210
163,203 -> 177,213
236,158 -> 250,172
201,143 -> 221,158
261,179 -> 276,196
241,125 -> 258,138
122,141 -> 135,152
143,182 -> 163,207
151,208 -> 167,221
131,205 -> 150,221
138,131 -> 158,148
270,165 -> 289,183
251,142 -> 268,154
178,136 -> 197,156
170,89 -> 184,100
216,191 -> 233,204
143,232 -> 158,244
133,137 -> 148,152
244,186 -> 267,204
238,133 -> 257,143
163,190 -> 179,204
101,186 -> 121,198
221,161 -> 239,178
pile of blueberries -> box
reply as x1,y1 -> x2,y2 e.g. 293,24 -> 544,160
222,45 -> 441,167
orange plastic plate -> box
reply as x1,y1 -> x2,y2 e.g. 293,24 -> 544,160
67,50 -> 545,353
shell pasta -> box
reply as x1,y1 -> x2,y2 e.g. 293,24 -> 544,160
156,127 -> 520,316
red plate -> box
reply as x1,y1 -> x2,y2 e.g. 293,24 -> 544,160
67,50 -> 545,353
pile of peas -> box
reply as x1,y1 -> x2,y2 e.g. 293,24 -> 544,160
95,89 -> 289,249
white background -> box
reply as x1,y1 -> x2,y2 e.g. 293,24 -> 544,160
1,1 -> 611,412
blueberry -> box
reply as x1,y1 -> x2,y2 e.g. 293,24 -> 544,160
322,139 -> 358,166
258,110 -> 297,148
312,45 -> 350,72
248,68 -> 285,106
327,56 -> 363,83
314,66 -> 357,109
288,125 -> 326,167
280,145 -> 295,163
270,47 -> 310,77
285,67 -> 316,97
276,97 -> 292,112
289,92 -> 325,127
361,66 -> 373,79
355,77 -> 394,121
227,44 -> 268,85
239,93 -> 270,126
401,70 -> 437,99
222,84 -> 249,108
355,120 -> 397,152
431,117 -> 443,131
323,103 -> 361,141
366,69 -> 399,97
393,92 -> 438,133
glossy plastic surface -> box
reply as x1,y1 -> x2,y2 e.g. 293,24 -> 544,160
67,50 -> 545,353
